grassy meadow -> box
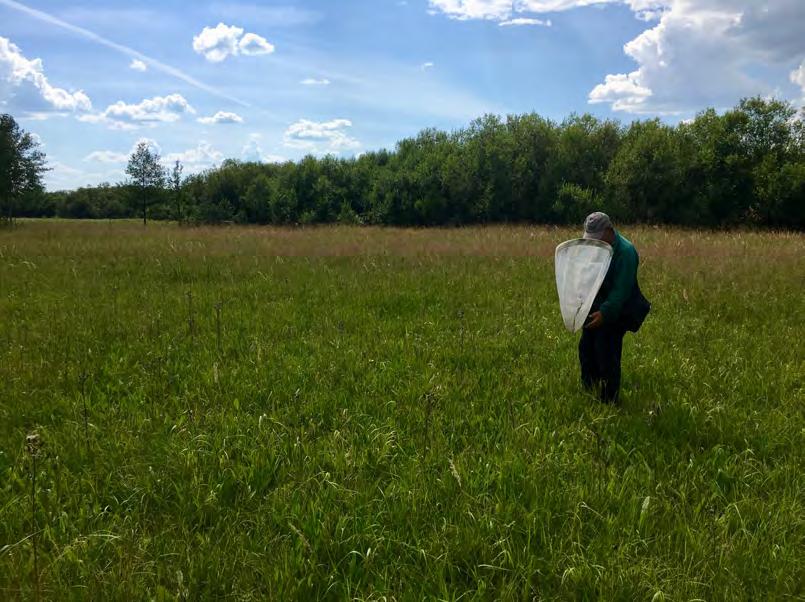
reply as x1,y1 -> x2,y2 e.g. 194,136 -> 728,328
1,220 -> 803,600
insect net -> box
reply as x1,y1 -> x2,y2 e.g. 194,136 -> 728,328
554,239 -> 613,333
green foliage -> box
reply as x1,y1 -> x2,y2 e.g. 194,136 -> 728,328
0,114 -> 47,224
126,142 -> 166,225
242,175 -> 273,224
543,113 -> 621,216
336,201 -> 362,225
552,183 -> 602,224
606,119 -> 695,223
753,158 -> 805,228
0,223 -> 803,599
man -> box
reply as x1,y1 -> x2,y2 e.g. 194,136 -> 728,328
579,212 -> 650,404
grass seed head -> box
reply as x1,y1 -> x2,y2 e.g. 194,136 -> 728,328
26,432 -> 42,457
449,458 -> 462,488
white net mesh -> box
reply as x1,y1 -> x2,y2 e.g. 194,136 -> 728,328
555,239 -> 613,333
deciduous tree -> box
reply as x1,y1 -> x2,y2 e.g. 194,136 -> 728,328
171,160 -> 184,222
126,142 -> 166,226
0,114 -> 47,225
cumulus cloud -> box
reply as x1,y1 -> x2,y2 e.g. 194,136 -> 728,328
241,134 -> 263,162
85,137 -> 221,171
238,32 -> 275,56
84,137 -> 161,164
586,0 -> 805,114
198,110 -> 244,124
129,59 -> 147,72
0,36 -> 91,113
164,141 -> 223,169
589,72 -> 653,112
301,78 -> 331,86
428,0 -> 805,114
192,23 -> 275,62
193,23 -> 243,62
791,61 -> 805,97
80,94 -> 195,129
283,118 -> 360,154
241,133 -> 286,163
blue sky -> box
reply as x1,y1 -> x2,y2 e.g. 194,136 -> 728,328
1,0 -> 803,190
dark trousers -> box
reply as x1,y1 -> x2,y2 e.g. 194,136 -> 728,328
579,323 -> 627,403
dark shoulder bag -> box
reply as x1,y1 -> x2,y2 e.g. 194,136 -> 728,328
622,282 -> 651,333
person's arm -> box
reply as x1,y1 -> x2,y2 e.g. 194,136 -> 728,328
599,249 -> 638,324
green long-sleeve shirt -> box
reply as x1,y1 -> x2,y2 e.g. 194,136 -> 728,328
594,231 -> 639,325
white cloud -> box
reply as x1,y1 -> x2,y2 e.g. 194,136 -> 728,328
238,32 -> 275,56
164,141 -> 223,169
283,118 -> 360,154
193,23 -> 275,62
429,0 -> 805,114
85,137 -> 220,171
587,0 -> 805,114
428,0 -> 653,18
0,36 -> 91,113
56,138 -> 222,189
129,59 -> 147,72
421,62 -> 435,71
80,94 -> 195,129
241,134 -> 263,161
791,61 -> 805,97
198,110 -> 244,124
301,78 -> 331,86
84,137 -> 161,164
589,72 -> 652,111
0,0 -> 247,107
242,133 -> 286,163
499,17 -> 551,26
135,137 -> 162,154
427,0 -> 513,20
426,0 -> 674,22
193,23 -> 243,63
84,138 -> 162,165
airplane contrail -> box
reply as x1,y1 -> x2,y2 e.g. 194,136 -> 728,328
0,0 -> 250,107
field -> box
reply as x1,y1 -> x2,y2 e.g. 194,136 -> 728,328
1,221 -> 803,600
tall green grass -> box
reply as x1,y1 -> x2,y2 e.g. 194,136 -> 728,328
1,221 -> 803,600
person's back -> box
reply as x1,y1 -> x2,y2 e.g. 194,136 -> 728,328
592,231 -> 639,324
578,213 -> 650,403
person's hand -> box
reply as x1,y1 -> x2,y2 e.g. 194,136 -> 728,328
585,311 -> 604,330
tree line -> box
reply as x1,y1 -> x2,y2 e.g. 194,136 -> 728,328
3,97 -> 803,229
